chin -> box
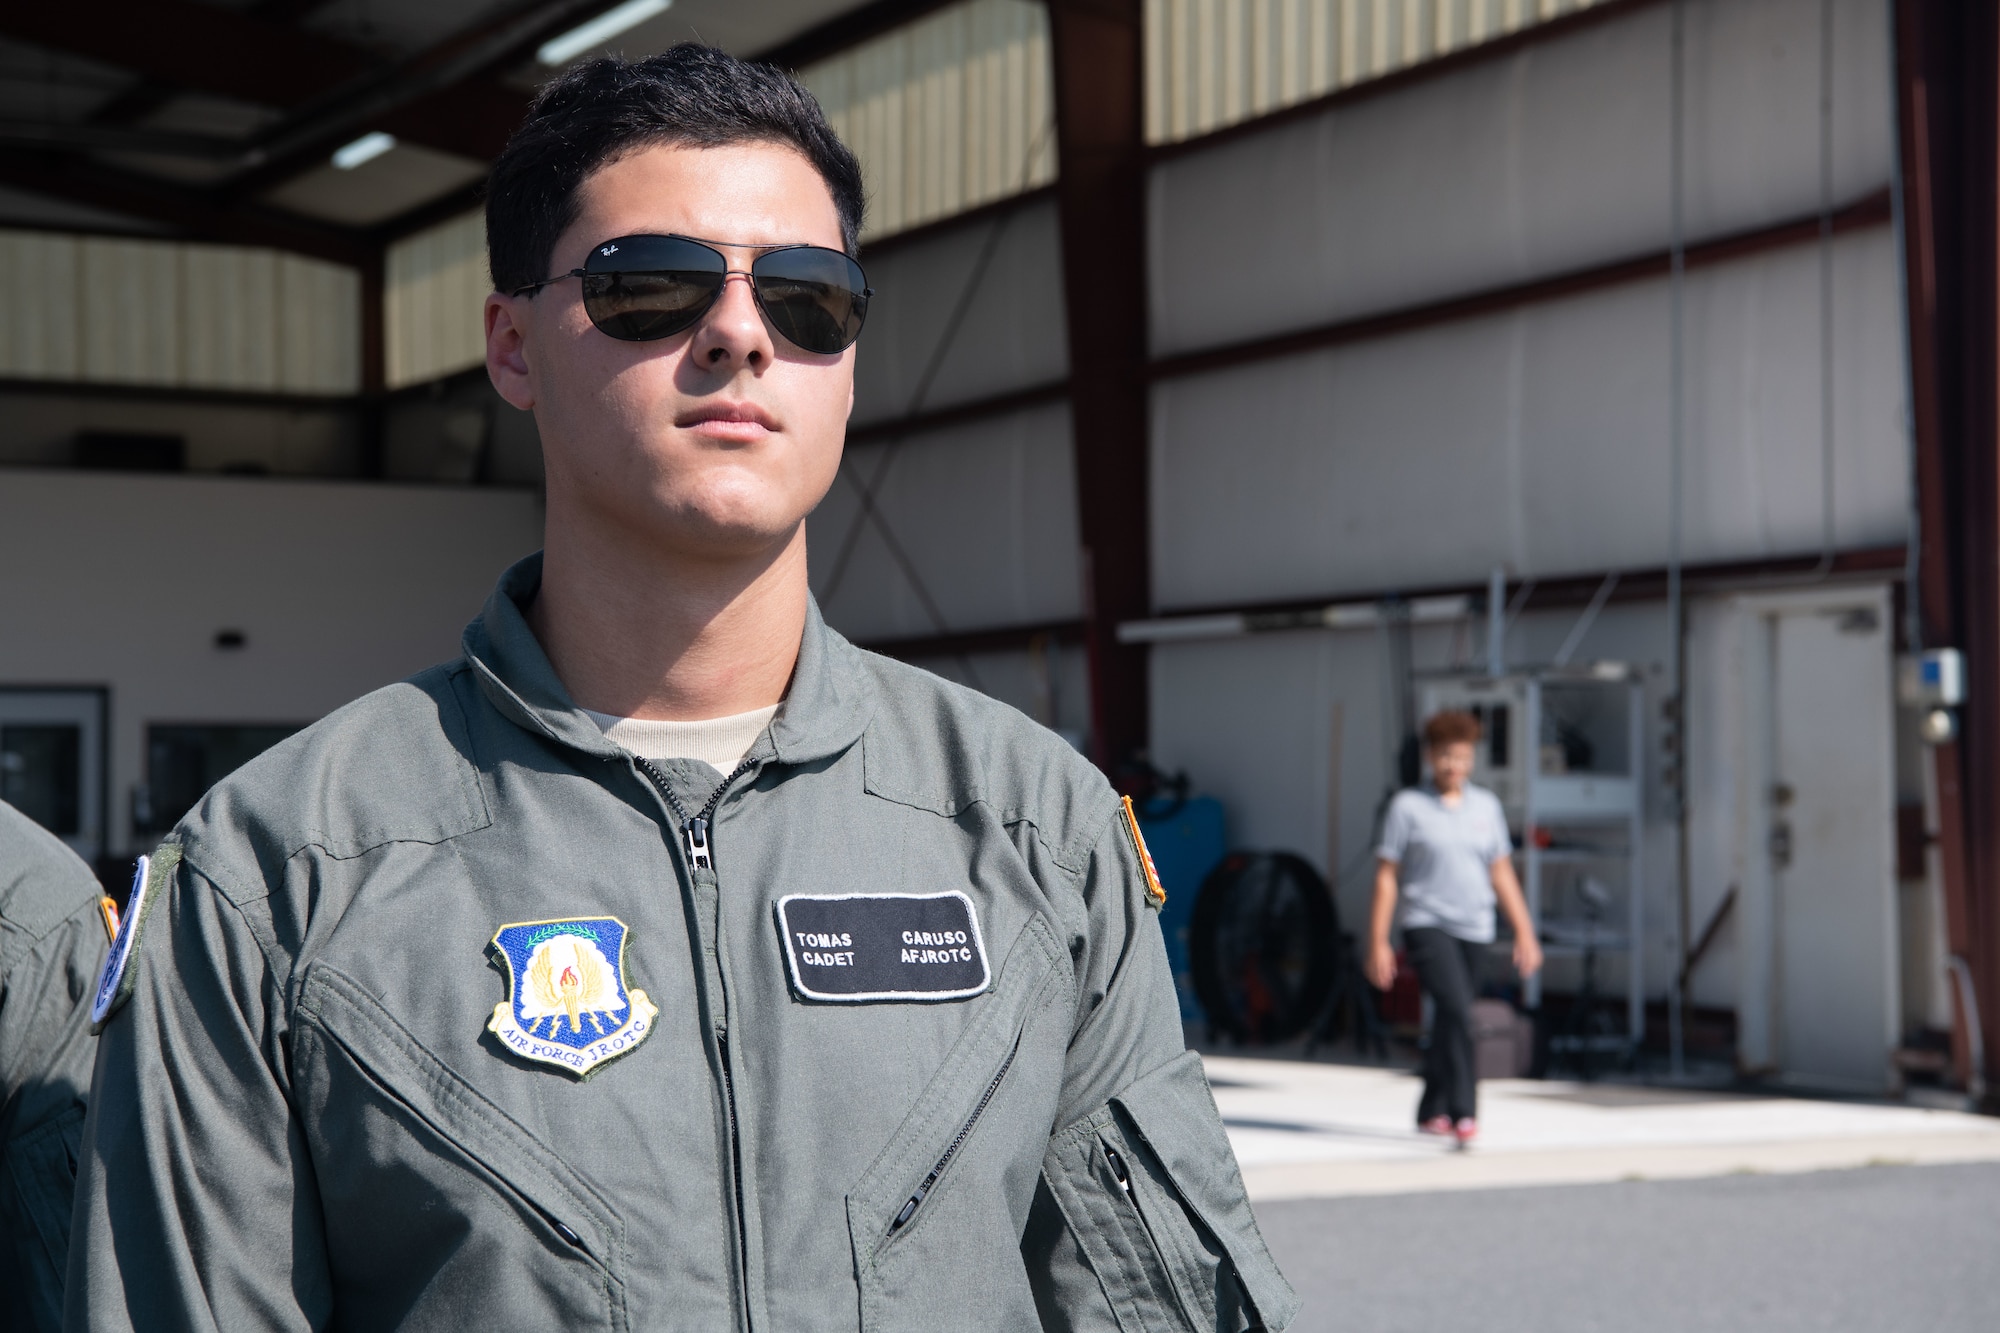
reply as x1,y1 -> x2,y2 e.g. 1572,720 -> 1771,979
658,496 -> 803,556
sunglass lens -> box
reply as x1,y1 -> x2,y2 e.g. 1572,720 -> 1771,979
580,236 -> 725,341
752,248 -> 870,354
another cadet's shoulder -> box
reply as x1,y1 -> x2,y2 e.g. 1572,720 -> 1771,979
177,663 -> 490,879
849,647 -> 1115,857
0,799 -> 101,944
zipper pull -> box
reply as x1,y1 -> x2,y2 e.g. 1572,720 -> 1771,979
1104,1144 -> 1132,1195
891,1178 -> 932,1231
683,816 -> 713,870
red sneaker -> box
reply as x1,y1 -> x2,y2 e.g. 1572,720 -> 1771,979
1454,1117 -> 1479,1145
1418,1115 -> 1454,1137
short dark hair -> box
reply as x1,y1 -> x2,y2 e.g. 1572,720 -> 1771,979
486,45 -> 865,295
1423,710 -> 1482,750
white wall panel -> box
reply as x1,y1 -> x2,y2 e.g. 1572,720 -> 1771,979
1148,0 -> 1892,356
385,209 -> 489,389
0,233 -> 80,380
1152,228 -> 1905,610
851,195 -> 1067,425
1145,0 -> 1609,145
0,229 -> 359,394
181,247 -> 279,391
803,0 -> 1056,242
909,642 -> 1093,744
279,255 -> 363,394
0,469 -> 543,854
81,237 -> 181,386
810,402 -> 1080,641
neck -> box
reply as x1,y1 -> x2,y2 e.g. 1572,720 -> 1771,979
529,503 -> 809,722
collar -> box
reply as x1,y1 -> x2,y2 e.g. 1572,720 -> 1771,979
462,552 -> 876,769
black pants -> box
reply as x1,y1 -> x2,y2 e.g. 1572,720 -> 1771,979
1406,927 -> 1483,1123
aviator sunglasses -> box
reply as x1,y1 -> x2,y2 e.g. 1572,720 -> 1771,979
512,233 -> 871,355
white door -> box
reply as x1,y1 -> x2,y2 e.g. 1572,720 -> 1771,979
1729,587 -> 1898,1091
0,687 -> 108,864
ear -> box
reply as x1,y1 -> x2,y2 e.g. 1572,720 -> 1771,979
486,292 -> 536,411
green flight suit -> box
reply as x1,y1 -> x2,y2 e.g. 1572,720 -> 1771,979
2,798 -> 109,1333
68,554 -> 1297,1332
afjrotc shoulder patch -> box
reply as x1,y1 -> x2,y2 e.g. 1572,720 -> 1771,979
90,846 -> 177,1034
1119,796 -> 1167,910
488,917 -> 658,1078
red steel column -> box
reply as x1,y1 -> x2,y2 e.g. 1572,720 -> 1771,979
1047,0 -> 1150,775
1895,0 -> 2000,1108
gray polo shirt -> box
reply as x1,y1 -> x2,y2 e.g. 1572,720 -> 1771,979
1377,782 -> 1511,944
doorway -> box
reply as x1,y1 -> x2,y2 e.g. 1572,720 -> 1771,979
1726,586 -> 1899,1092
0,687 -> 108,864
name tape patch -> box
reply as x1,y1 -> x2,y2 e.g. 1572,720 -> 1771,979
776,892 -> 990,1002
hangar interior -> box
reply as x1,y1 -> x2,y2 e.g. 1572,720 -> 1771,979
1,0 -> 1996,1105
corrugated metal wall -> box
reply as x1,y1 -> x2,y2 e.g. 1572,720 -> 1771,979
851,194 -> 1067,424
1147,0 -> 1898,601
385,209 -> 489,389
1144,0 -> 1608,144
1148,0 -> 1891,354
1151,229 -> 1907,609
0,230 -> 359,394
1140,0 -> 1903,1012
811,401 -> 1082,643
801,0 -> 1057,241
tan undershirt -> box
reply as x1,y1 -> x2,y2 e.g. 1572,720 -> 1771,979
580,704 -> 779,773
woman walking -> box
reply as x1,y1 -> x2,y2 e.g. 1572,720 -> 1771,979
1365,710 -> 1542,1146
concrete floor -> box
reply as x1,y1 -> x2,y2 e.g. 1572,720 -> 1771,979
1205,1055 -> 2000,1199
1257,1162 -> 2000,1333
1206,1056 -> 2000,1331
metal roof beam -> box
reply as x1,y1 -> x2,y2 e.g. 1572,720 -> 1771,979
0,3 -> 374,116
0,149 -> 367,265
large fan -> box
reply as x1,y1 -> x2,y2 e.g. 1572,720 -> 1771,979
1189,852 -> 1341,1045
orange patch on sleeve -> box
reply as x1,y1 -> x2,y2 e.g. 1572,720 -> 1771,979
1120,796 -> 1166,908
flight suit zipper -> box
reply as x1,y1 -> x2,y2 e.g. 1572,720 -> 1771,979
887,1035 -> 1021,1235
636,755 -> 757,1331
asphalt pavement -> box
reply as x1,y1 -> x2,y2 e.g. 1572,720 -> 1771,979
1255,1160 -> 2000,1333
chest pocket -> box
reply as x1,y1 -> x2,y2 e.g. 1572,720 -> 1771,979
842,914 -> 1068,1332
293,965 -> 630,1333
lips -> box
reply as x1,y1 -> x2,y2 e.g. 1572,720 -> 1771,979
677,401 -> 779,435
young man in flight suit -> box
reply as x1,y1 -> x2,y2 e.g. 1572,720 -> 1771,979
68,45 -> 1296,1333
0,797 -> 112,1332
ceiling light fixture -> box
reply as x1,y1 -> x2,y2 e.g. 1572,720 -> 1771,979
537,0 -> 673,66
331,131 -> 397,170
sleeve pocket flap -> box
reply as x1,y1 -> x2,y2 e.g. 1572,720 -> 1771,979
1111,1051 -> 1300,1330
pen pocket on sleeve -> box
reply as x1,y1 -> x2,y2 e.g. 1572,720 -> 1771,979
1043,1051 -> 1298,1333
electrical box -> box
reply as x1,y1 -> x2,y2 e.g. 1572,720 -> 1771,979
1897,649 -> 1964,708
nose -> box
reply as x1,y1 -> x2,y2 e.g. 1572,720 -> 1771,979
689,270 -> 773,371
